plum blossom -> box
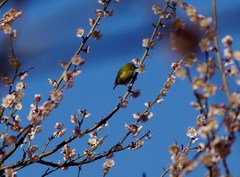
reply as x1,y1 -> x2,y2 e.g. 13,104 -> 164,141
2,94 -> 15,108
4,168 -> 16,177
50,89 -> 63,102
71,55 -> 85,66
61,144 -> 76,161
76,28 -> 84,37
221,35 -> 233,47
186,127 -> 197,138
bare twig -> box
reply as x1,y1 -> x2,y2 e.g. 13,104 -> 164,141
185,67 -> 208,117
0,0 -> 8,8
41,135 -> 55,153
212,0 -> 231,104
8,36 -> 19,94
160,168 -> 170,177
41,167 -> 57,177
223,158 -> 231,177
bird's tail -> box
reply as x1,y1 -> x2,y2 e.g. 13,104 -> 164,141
113,84 -> 117,90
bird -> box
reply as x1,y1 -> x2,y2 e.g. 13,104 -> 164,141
113,62 -> 136,89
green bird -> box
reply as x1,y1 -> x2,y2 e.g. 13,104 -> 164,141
113,62 -> 136,89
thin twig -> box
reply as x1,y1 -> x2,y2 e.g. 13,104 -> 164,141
140,60 -> 182,117
41,135 -> 55,153
41,167 -> 58,177
8,36 -> 19,94
185,67 -> 207,117
77,166 -> 81,177
55,1 -> 112,89
212,0 -> 231,104
122,2 -> 171,100
160,168 -> 170,177
35,130 -> 151,177
223,158 -> 231,177
0,0 -> 8,8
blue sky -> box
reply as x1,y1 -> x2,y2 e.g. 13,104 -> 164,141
1,0 -> 240,177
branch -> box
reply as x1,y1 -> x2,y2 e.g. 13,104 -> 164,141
122,2 -> 172,100
139,60 -> 182,119
0,0 -> 115,171
0,0 -> 8,8
0,125 -> 32,166
185,67 -> 207,116
39,134 -> 77,159
55,0 -> 112,89
40,105 -> 119,159
160,168 -> 170,177
212,0 -> 231,104
223,158 -> 231,177
39,1 -> 174,165
36,130 -> 151,177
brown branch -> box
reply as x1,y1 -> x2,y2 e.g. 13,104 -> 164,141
223,158 -> 231,177
160,168 -> 170,177
122,2 -> 171,101
42,168 -> 55,177
185,67 -> 208,117
15,128 -> 150,177
0,0 -> 115,171
39,134 -> 77,159
0,125 -> 32,166
37,142 -> 131,177
41,135 -> 55,154
0,24 -> 121,176
0,0 -> 8,8
141,60 -> 182,117
55,0 -> 112,89
212,0 -> 231,104
8,36 -> 20,94
65,131 -> 150,167
39,2 -> 176,173
40,105 -> 119,157
39,1 -> 175,165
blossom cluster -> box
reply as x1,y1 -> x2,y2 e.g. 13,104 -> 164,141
221,35 -> 240,88
61,144 -> 76,161
0,84 -> 26,145
0,8 -> 22,34
27,91 -> 63,125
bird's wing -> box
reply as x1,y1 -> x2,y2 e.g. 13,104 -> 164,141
114,68 -> 123,84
